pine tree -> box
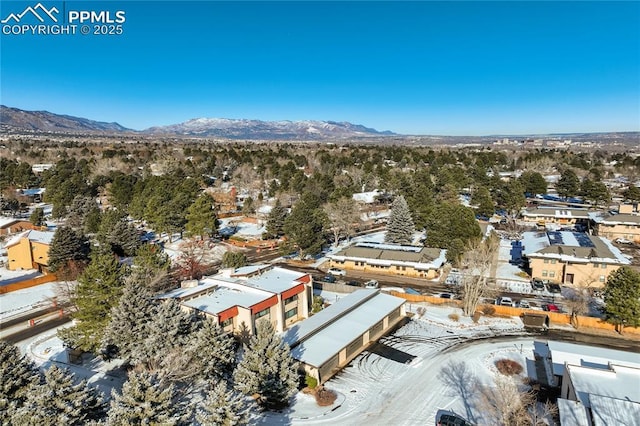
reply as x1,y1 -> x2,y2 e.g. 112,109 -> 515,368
47,226 -> 90,273
385,195 -> 415,245
233,320 -> 299,409
13,365 -> 106,426
59,249 -> 124,352
102,278 -> 156,364
556,169 -> 580,199
196,381 -> 250,426
66,195 -> 99,232
186,194 -> 218,240
0,341 -> 39,422
143,299 -> 199,365
29,207 -> 45,227
603,266 -> 640,333
264,199 -> 287,239
282,192 -> 327,258
107,370 -> 181,426
623,185 -> 640,203
97,210 -> 141,257
221,251 -> 248,269
189,318 -> 237,381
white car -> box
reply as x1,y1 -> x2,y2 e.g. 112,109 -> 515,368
327,267 -> 347,276
497,297 -> 514,307
364,280 -> 379,289
615,238 -> 633,244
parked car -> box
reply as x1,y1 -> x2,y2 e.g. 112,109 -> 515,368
437,413 -> 474,426
615,237 -> 632,244
531,278 -> 545,291
322,275 -> 337,283
497,297 -> 514,307
364,280 -> 379,289
542,303 -> 560,312
439,293 -> 454,299
547,283 -> 562,294
346,280 -> 360,287
518,300 -> 531,309
327,267 -> 347,276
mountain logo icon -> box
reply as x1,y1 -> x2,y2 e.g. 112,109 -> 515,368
1,3 -> 59,24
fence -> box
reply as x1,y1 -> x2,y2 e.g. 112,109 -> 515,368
313,282 -> 360,294
387,290 -> 640,335
0,274 -> 57,294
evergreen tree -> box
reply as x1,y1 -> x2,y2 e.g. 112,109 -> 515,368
47,226 -> 90,273
471,187 -> 494,218
29,207 -> 45,227
221,251 -> 248,269
424,203 -> 482,264
603,266 -> 640,333
131,243 -> 171,292
497,180 -> 526,215
143,300 -> 199,365
264,199 -> 287,239
0,341 -> 39,422
66,195 -> 100,232
282,192 -> 327,258
102,278 -> 156,364
385,195 -> 415,245
233,320 -> 299,409
189,318 -> 237,381
107,370 -> 181,426
518,171 -> 547,195
556,169 -> 580,199
186,194 -> 218,240
623,185 -> 640,203
196,381 -> 250,426
59,249 -> 124,352
14,365 -> 106,426
97,210 -> 141,257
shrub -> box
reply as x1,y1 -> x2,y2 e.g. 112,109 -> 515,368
495,359 -> 523,375
482,305 -> 496,316
313,386 -> 337,407
416,306 -> 426,317
472,311 -> 482,323
305,375 -> 318,389
448,313 -> 460,322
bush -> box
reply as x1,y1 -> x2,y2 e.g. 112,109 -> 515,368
313,386 -> 337,407
305,375 -> 318,389
495,359 -> 523,375
448,313 -> 460,322
482,305 -> 496,316
472,311 -> 482,323
416,306 -> 426,317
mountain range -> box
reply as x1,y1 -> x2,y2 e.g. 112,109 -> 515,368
0,105 -> 394,140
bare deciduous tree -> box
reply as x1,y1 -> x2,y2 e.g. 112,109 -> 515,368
324,197 -> 361,247
477,375 -> 529,426
459,233 -> 499,316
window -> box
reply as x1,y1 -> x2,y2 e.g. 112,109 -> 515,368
601,263 -> 607,269
285,308 -> 298,319
551,259 -> 557,264
220,318 -> 233,328
542,270 -> 548,277
284,294 -> 298,305
599,275 -> 605,283
543,259 -> 549,264
549,271 -> 555,278
255,308 -> 269,319
593,263 -> 598,268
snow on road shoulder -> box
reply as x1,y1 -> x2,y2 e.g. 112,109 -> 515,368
0,282 -> 58,320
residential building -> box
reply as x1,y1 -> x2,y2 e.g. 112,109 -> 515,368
590,205 -> 640,242
522,231 -> 630,287
283,289 -> 406,384
0,218 -> 38,236
159,265 -> 311,335
5,230 -> 54,272
521,206 -> 592,228
327,242 -> 446,279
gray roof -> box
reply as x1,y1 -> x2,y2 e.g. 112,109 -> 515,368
285,289 -> 405,367
557,399 -> 589,426
522,207 -> 592,219
591,212 -> 640,225
240,267 -> 308,294
522,231 -> 630,265
590,394 -> 640,426
329,242 -> 445,270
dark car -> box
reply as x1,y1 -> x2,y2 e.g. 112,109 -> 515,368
438,413 -> 473,426
531,278 -> 545,291
439,293 -> 453,299
322,275 -> 337,283
547,283 -> 562,294
346,280 -> 360,287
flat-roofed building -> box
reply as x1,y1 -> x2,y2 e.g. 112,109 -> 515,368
590,211 -> 640,243
283,289 -> 406,384
159,265 -> 311,335
521,206 -> 593,227
522,231 -> 630,287
327,242 -> 446,279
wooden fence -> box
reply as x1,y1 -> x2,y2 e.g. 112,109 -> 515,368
0,274 -> 57,294
387,291 -> 640,336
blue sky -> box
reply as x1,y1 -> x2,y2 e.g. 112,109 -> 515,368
1,1 -> 639,135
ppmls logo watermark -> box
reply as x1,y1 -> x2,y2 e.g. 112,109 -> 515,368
1,2 -> 126,36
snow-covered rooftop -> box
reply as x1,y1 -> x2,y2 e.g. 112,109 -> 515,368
285,290 -> 405,367
230,264 -> 271,277
4,230 -> 55,248
240,267 -> 308,294
181,281 -> 273,315
589,394 -> 640,426
0,217 -> 26,228
557,399 -> 589,426
158,277 -> 239,300
590,212 -> 640,225
566,363 -> 640,408
547,341 -> 640,377
329,243 -> 446,271
522,207 -> 592,219
352,190 -> 381,204
521,231 -> 630,264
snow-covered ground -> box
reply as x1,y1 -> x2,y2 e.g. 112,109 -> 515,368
162,237 -> 228,263
218,217 -> 266,238
0,281 -> 58,320
265,303 -> 532,425
0,267 -> 41,285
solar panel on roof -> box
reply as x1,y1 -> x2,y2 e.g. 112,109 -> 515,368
547,231 -> 564,245
573,232 -> 595,248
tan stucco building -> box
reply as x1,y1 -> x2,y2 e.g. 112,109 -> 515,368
521,207 -> 593,227
327,242 -> 447,279
5,230 -> 54,272
591,205 -> 640,243
522,231 -> 630,288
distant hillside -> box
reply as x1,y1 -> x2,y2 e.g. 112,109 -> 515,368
0,105 -> 131,133
144,117 -> 395,140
